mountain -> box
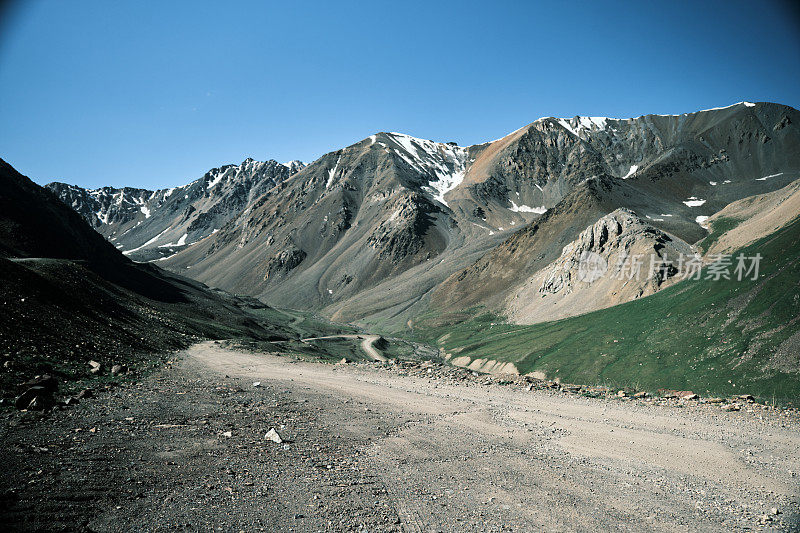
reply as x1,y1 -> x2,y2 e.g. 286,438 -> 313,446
0,159 -> 319,398
47,158 -> 305,261
148,102 -> 799,331
413,206 -> 800,400
430,102 -> 800,325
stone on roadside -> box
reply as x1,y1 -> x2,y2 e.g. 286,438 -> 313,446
253,381 -> 261,387
15,385 -> 54,410
265,427 -> 283,444
75,388 -> 94,399
676,391 -> 698,400
633,391 -> 648,398
617,390 -> 626,397
88,360 -> 102,374
111,364 -> 127,376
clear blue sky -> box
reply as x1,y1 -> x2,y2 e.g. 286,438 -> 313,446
1,0 -> 798,189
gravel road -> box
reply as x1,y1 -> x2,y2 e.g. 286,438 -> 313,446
2,341 -> 798,531
300,335 -> 388,362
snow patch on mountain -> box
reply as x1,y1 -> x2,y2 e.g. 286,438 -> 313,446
326,156 -> 341,189
756,172 -> 783,181
386,133 -> 468,207
509,200 -> 547,214
683,197 -> 707,207
122,228 -> 169,255
206,168 -> 225,190
622,165 -> 639,179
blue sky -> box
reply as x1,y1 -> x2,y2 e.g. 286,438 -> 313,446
1,0 -> 798,189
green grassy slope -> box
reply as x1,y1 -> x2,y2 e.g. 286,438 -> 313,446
413,218 -> 800,402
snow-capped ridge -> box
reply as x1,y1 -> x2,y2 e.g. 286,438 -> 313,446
384,132 -> 468,207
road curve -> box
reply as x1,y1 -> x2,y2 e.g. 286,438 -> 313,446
300,334 -> 387,362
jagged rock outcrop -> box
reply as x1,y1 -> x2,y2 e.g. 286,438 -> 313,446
505,208 -> 694,324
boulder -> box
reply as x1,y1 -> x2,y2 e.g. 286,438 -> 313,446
15,386 -> 53,410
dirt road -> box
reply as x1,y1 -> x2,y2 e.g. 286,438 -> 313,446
2,341 -> 798,531
301,334 -> 388,362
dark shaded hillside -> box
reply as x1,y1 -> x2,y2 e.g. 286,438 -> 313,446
0,159 -> 122,264
0,159 -> 329,398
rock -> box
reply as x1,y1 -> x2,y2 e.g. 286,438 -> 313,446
265,427 -> 283,444
88,360 -> 102,374
221,431 -> 233,438
111,364 -> 127,376
75,388 -> 94,399
723,404 -> 741,411
770,507 -> 780,515
338,358 -> 348,365
252,381 -> 261,387
633,391 -> 648,398
705,397 -> 725,403
22,374 -> 58,393
63,397 -> 80,406
617,390 -> 627,397
675,391 -> 698,400
739,394 -> 755,402
16,385 -> 55,411
657,389 -> 678,398
15,386 -> 53,410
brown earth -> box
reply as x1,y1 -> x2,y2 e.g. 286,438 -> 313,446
2,342 -> 798,531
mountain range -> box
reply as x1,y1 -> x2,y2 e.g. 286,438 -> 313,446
46,101 -> 800,333
48,159 -> 305,261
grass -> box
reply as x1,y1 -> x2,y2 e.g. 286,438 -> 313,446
697,216 -> 742,253
411,218 -> 800,403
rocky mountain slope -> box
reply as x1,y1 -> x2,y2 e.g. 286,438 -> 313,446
700,177 -> 800,257
504,208 -> 695,324
47,158 -> 304,261
428,101 -> 800,327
